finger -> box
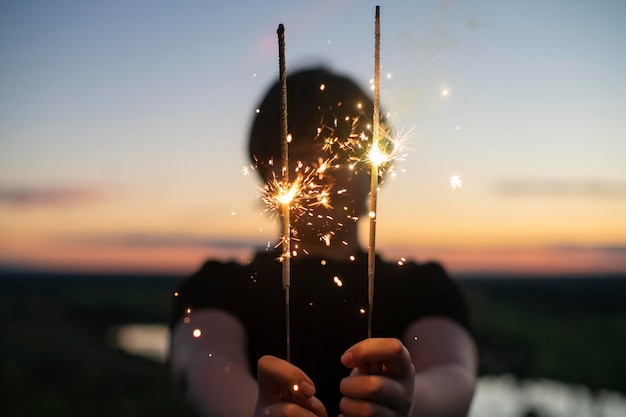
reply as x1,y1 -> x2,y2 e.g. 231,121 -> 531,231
257,356 -> 316,403
262,400 -> 326,417
354,363 -> 383,376
340,374 -> 405,408
341,338 -> 413,378
339,396 -> 394,417
287,393 -> 327,417
304,396 -> 328,417
256,356 -> 325,417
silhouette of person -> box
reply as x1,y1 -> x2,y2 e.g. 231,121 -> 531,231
170,67 -> 477,417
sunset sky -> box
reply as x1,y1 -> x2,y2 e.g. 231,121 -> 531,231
1,0 -> 625,275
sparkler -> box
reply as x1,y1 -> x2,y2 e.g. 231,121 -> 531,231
367,5 -> 381,339
277,23 -> 291,362
254,9 -> 404,352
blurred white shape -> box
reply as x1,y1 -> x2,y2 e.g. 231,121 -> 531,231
469,375 -> 626,417
469,375 -> 521,417
112,324 -> 170,363
450,175 -> 463,190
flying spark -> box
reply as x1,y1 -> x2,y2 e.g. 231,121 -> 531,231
251,74 -> 411,256
450,175 -> 463,190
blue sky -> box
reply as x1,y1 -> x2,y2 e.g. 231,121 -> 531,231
1,0 -> 625,274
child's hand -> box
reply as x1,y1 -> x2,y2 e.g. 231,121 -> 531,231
255,355 -> 327,417
340,338 -> 415,417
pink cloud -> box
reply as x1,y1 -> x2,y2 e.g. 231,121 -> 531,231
0,185 -> 104,207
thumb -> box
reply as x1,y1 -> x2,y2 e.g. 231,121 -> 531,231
257,355 -> 316,403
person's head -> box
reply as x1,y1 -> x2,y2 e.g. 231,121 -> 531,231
248,67 -> 388,221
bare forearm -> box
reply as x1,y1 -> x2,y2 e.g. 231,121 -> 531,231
171,309 -> 257,417
184,354 -> 257,417
410,364 -> 475,417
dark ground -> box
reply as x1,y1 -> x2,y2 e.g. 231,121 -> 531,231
1,270 -> 624,416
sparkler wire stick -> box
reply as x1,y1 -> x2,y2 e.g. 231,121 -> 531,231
277,23 -> 291,362
367,5 -> 381,339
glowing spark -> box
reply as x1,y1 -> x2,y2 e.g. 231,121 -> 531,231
316,158 -> 328,176
192,328 -> 202,338
293,384 -> 299,392
368,144 -> 390,166
450,175 -> 463,190
397,257 -> 406,266
359,308 -> 366,314
252,10 -> 408,263
333,276 -> 343,287
258,155 -> 338,248
277,179 -> 300,205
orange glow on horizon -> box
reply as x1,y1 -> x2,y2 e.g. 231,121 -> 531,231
1,239 -> 624,276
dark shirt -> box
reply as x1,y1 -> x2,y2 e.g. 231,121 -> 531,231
172,251 -> 472,416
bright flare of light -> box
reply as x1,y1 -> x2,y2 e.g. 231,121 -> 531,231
450,175 -> 463,190
368,145 -> 390,166
277,180 -> 300,205
361,126 -> 414,182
